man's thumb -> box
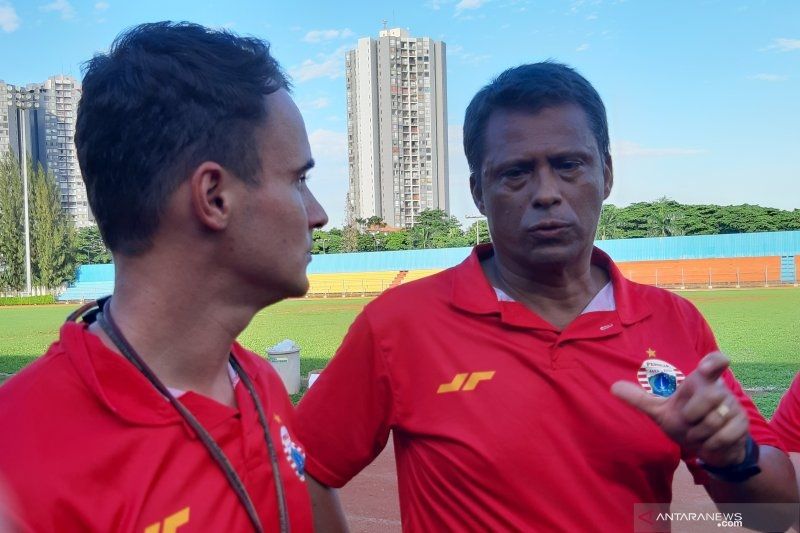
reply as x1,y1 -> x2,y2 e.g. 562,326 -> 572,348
611,380 -> 666,419
695,351 -> 730,383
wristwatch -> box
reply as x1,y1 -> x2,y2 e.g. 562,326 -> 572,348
700,434 -> 761,483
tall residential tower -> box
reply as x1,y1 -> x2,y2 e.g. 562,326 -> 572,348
0,75 -> 91,227
345,27 -> 448,228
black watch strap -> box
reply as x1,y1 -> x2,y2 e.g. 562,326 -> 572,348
700,434 -> 761,483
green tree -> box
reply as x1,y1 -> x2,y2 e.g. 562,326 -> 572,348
646,197 -> 685,237
341,224 -> 359,253
409,209 -> 465,249
75,225 -> 112,264
0,151 -> 25,292
356,232 -> 376,252
384,230 -> 409,251
29,163 -> 77,289
596,204 -> 621,240
465,219 -> 490,245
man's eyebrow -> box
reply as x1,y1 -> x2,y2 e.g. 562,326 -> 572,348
295,158 -> 315,174
549,149 -> 595,160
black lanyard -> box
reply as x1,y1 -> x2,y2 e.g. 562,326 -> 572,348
71,298 -> 290,533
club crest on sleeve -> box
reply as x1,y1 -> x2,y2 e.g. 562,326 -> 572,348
637,350 -> 685,398
280,426 -> 306,481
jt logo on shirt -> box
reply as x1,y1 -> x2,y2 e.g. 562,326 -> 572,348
144,507 -> 190,533
437,371 -> 496,393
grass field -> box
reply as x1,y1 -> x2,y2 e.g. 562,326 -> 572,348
1,289 -> 797,416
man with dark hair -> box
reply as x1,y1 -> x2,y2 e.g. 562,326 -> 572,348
296,61 -> 797,530
0,22 -> 327,531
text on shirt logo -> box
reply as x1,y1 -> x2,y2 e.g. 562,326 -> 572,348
599,323 -> 613,331
144,507 -> 190,533
437,371 -> 496,394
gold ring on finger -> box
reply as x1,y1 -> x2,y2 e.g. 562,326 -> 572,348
715,403 -> 731,420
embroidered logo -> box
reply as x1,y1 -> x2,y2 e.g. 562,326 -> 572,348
280,426 -> 306,481
144,507 -> 190,533
437,371 -> 495,393
637,349 -> 685,398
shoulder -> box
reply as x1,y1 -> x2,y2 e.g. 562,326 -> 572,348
625,278 -> 707,321
0,340 -> 81,422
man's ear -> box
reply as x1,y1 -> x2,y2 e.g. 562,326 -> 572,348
603,154 -> 614,200
190,162 -> 232,231
470,172 -> 486,215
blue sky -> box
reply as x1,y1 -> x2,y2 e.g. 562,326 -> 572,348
1,0 -> 798,227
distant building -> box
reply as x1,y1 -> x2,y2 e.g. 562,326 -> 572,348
0,75 -> 92,228
345,27 -> 448,228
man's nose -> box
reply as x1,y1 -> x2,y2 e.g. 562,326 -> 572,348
307,190 -> 328,229
530,169 -> 563,208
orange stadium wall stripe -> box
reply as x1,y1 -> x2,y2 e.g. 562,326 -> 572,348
615,256 -> 788,287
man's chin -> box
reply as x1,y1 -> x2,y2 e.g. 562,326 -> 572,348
522,241 -> 590,267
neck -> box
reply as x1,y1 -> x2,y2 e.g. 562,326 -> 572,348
89,255 -> 260,407
484,248 -> 609,330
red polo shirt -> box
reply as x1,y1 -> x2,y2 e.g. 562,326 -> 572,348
296,245 -> 781,531
0,321 -> 312,532
772,373 -> 800,451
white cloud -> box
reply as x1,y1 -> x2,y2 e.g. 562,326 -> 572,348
748,73 -> 788,82
0,2 -> 20,32
309,129 -> 347,159
762,38 -> 800,52
460,52 -> 490,64
448,43 -> 491,64
455,0 -> 488,15
576,43 -> 590,52
426,0 -> 447,9
94,1 -> 108,10
300,97 -> 330,112
39,0 -> 75,19
290,46 -> 349,83
612,140 -> 707,158
303,28 -> 353,43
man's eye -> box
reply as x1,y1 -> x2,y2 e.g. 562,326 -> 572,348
500,167 -> 525,179
558,160 -> 583,173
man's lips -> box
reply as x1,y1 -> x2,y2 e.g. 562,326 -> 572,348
527,220 -> 572,237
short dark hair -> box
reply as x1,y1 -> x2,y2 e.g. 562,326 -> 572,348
463,61 -> 609,186
76,21 -> 290,255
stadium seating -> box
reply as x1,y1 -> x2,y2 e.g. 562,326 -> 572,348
306,271 -> 399,297
401,269 -> 443,283
58,281 -> 114,301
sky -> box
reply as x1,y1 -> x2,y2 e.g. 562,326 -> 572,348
1,0 -> 798,227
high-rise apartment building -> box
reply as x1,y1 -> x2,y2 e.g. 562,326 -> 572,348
0,75 -> 92,228
345,27 -> 448,228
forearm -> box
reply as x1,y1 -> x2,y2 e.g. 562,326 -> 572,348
307,475 -> 349,533
790,452 -> 800,532
705,446 -> 799,530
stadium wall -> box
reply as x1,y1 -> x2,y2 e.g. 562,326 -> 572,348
58,230 -> 800,300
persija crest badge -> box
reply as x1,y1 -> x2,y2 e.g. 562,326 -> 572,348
637,348 -> 685,398
280,426 -> 306,481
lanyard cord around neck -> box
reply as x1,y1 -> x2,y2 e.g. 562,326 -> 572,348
93,298 -> 290,533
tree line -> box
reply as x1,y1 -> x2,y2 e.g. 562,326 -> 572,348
315,200 -> 800,254
596,197 -> 800,240
0,151 -> 110,294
